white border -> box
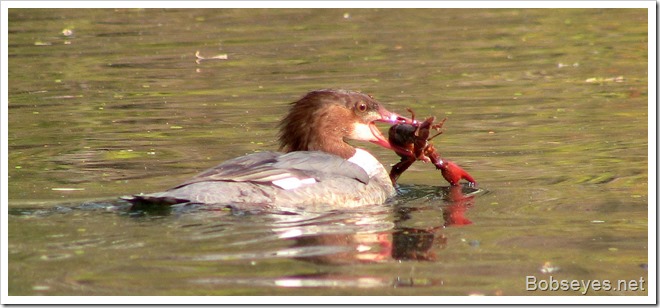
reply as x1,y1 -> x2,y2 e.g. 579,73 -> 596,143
1,0 -> 8,305
646,2 -> 657,305
1,0 -> 656,9
1,294 -> 657,305
2,1 -> 656,305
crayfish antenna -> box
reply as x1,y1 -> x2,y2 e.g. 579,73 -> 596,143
427,131 -> 443,141
426,117 -> 447,141
406,108 -> 416,122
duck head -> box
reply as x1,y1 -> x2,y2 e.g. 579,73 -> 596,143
279,89 -> 410,159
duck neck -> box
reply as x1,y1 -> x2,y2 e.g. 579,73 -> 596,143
279,101 -> 357,159
280,131 -> 357,159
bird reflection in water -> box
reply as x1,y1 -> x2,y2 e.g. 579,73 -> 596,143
290,185 -> 478,265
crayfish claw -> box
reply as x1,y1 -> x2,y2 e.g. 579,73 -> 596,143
438,159 -> 476,187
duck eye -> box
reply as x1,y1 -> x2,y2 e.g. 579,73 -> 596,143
357,102 -> 368,112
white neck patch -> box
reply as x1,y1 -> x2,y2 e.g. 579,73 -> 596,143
348,148 -> 382,178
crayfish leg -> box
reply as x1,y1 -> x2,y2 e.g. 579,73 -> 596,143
389,157 -> 416,185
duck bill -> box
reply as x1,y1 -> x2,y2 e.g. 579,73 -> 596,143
376,107 -> 416,125
368,122 -> 394,150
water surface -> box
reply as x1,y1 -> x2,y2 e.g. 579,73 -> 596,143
8,8 -> 648,297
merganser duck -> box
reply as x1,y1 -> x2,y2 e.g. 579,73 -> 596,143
124,89 -> 411,211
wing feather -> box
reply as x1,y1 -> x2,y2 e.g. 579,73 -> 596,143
172,151 -> 369,190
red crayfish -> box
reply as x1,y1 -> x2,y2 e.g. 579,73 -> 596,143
388,108 -> 476,187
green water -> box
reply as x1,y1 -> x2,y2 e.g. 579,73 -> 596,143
7,8 -> 648,296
